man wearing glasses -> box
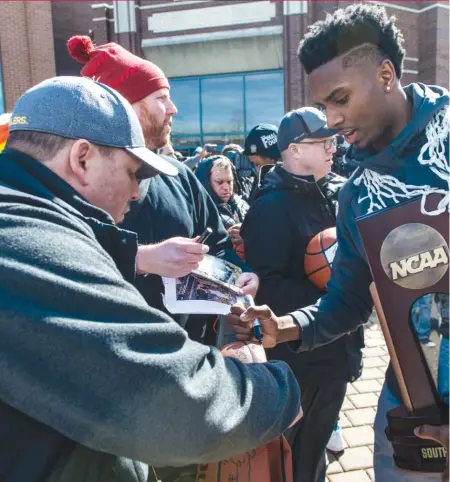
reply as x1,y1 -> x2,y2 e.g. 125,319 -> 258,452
240,107 -> 363,482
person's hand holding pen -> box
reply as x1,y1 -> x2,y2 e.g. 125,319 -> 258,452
196,227 -> 260,299
246,296 -> 264,345
226,304 -> 278,348
225,302 -> 300,348
136,237 -> 209,278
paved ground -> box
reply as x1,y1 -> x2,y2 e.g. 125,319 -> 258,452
326,318 -> 387,482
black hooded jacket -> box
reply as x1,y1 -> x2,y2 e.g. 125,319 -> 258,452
241,164 -> 363,384
195,157 -> 249,230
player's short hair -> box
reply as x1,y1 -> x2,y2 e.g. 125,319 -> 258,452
298,3 -> 405,78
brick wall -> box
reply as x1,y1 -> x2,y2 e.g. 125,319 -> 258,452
435,6 -> 449,88
283,1 -> 449,109
0,1 -> 55,111
283,12 -> 308,110
52,0 -> 449,113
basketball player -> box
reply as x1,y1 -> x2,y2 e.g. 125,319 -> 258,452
240,107 -> 362,482
227,4 -> 449,481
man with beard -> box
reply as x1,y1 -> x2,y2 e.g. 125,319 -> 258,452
67,37 -> 258,344
226,4 -> 449,482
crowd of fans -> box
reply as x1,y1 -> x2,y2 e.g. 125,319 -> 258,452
0,3 -> 448,482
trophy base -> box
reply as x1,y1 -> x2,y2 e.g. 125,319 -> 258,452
385,405 -> 448,473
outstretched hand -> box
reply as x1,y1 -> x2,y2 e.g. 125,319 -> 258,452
235,272 -> 259,298
225,304 -> 280,348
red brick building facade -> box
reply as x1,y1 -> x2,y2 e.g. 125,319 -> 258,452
89,1 -> 449,99
0,1 -> 56,112
88,0 -> 449,148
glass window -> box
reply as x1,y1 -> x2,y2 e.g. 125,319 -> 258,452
171,135 -> 200,149
201,76 -> 244,134
170,70 -> 284,152
170,78 -> 200,136
245,71 -> 284,130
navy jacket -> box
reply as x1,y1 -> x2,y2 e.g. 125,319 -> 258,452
290,83 -> 449,397
121,157 -> 249,338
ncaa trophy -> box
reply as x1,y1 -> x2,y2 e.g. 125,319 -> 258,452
357,193 -> 449,473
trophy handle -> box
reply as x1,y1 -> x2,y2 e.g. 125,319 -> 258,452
370,282 -> 414,413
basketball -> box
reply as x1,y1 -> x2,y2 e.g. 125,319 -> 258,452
304,227 -> 338,290
228,225 -> 246,260
221,341 -> 267,363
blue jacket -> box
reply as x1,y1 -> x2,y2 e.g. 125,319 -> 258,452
0,149 -> 301,481
290,83 -> 449,397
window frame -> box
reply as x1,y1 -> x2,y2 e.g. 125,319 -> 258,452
170,69 -> 284,152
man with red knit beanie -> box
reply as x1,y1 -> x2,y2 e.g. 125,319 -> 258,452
67,35 -> 260,482
67,36 -> 258,321
68,35 -> 169,105
68,36 -> 175,156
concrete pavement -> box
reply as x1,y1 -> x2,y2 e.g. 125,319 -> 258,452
326,320 -> 388,482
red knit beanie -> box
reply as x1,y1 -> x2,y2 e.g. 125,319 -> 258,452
67,36 -> 169,104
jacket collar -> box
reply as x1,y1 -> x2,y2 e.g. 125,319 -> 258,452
0,149 -> 138,284
0,148 -> 115,225
346,83 -> 449,175
260,163 -> 317,193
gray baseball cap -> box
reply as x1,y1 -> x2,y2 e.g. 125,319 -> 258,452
9,76 -> 178,179
277,107 -> 337,153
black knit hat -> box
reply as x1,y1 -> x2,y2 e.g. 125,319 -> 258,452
243,124 -> 280,159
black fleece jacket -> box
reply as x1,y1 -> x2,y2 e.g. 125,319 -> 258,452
242,165 -> 363,384
0,149 -> 301,481
121,157 -> 249,323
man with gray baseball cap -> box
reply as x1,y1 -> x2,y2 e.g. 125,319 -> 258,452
239,107 -> 358,482
277,106 -> 337,152
9,76 -> 178,180
0,77 -> 301,481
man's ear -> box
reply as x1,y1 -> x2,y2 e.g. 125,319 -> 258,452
378,59 -> 396,92
67,139 -> 94,186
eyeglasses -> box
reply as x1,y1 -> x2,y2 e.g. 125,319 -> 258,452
299,137 -> 337,152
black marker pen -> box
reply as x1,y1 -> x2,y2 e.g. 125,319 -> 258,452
247,295 -> 264,345
197,227 -> 213,244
